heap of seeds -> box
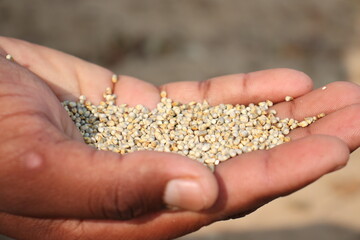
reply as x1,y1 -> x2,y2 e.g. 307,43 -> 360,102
62,87 -> 324,171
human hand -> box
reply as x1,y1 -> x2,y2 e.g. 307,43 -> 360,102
0,37 -> 359,240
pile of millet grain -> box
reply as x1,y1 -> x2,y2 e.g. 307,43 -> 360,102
62,82 -> 324,171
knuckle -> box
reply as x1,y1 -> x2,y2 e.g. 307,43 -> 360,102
287,68 -> 312,82
105,181 -> 147,220
87,152 -> 164,220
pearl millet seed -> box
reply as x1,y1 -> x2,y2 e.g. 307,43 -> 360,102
62,87 -> 323,171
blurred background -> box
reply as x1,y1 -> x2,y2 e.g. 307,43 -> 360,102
0,0 -> 360,239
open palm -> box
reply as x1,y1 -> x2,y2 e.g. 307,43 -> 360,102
0,37 -> 359,240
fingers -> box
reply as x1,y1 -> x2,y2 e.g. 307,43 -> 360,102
0,36 -> 113,103
0,211 -> 203,240
273,81 -> 360,120
160,68 -> 313,105
113,68 -> 314,109
290,104 -> 360,151
271,81 -> 360,151
0,137 -> 218,220
0,37 -> 158,107
0,135 -> 350,240
0,37 -> 316,111
212,135 -> 349,217
0,213 -> 61,240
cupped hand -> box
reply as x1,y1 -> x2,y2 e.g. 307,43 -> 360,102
0,37 -> 359,240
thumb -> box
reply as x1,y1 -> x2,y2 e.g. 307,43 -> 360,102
0,136 -> 219,220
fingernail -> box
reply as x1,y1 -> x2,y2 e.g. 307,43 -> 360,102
164,179 -> 207,211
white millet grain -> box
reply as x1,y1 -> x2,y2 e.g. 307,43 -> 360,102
5,54 -> 14,61
285,96 -> 294,102
62,87 -> 324,171
112,74 -> 118,84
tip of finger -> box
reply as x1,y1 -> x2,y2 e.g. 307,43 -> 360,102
276,68 -> 313,87
271,68 -> 313,98
293,135 -> 350,170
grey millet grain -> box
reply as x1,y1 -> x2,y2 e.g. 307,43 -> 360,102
62,86 -> 324,171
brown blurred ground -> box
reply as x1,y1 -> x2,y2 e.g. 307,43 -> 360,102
0,1 -> 360,239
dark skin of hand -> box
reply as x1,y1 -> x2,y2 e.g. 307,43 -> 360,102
0,37 -> 359,240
